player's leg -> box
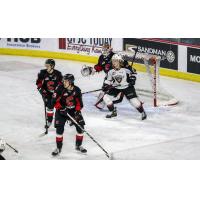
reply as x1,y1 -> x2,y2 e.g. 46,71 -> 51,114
71,111 -> 87,153
123,86 -> 147,120
45,96 -> 54,128
113,92 -> 124,104
52,111 -> 67,156
103,88 -> 120,118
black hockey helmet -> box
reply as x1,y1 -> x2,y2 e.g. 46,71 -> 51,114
63,74 -> 75,84
45,59 -> 55,68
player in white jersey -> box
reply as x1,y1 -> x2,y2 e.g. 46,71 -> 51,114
103,54 -> 147,120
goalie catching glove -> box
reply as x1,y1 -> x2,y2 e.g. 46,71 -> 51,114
81,65 -> 96,77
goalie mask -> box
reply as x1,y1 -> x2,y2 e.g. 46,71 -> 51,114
112,54 -> 124,70
102,43 -> 112,57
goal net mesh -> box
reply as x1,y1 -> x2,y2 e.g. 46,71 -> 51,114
118,51 -> 179,107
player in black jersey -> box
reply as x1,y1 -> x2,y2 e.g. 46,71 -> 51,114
51,74 -> 87,156
36,59 -> 63,129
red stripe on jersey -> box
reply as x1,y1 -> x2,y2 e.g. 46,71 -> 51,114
55,101 -> 62,110
37,80 -> 43,89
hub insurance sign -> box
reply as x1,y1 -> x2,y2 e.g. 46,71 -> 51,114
0,38 -> 56,50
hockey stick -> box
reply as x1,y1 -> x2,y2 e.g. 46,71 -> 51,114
82,88 -> 103,95
6,143 -> 18,153
130,46 -> 139,67
66,113 -> 111,159
39,98 -> 48,137
43,100 -> 48,135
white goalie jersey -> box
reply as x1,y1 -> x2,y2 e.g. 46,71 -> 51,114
104,68 -> 133,90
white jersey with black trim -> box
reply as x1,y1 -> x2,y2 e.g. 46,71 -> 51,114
104,68 -> 132,89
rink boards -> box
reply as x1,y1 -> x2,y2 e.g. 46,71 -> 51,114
0,47 -> 200,83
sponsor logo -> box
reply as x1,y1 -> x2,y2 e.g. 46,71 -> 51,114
6,38 -> 41,49
166,50 -> 175,63
58,38 -> 112,55
126,44 -> 176,63
190,55 -> 200,63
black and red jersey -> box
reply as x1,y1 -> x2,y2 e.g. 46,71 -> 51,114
36,69 -> 63,94
94,51 -> 114,74
52,85 -> 83,111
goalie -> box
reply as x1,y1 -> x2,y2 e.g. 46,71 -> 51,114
81,43 -> 114,109
103,54 -> 147,120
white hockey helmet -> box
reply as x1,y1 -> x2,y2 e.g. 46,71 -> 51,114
112,54 -> 124,70
0,139 -> 6,153
112,54 -> 123,62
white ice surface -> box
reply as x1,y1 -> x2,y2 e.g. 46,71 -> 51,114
0,55 -> 200,160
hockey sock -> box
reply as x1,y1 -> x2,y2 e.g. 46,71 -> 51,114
136,105 -> 144,113
76,133 -> 83,147
107,104 -> 114,112
56,136 -> 63,150
47,109 -> 54,123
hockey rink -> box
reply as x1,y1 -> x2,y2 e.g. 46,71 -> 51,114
0,55 -> 200,160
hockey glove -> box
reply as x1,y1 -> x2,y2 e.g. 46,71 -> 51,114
38,88 -> 47,97
129,76 -> 136,86
102,84 -> 112,92
74,110 -> 82,121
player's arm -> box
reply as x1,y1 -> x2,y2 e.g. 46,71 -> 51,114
94,55 -> 104,72
51,85 -> 63,109
102,71 -> 114,91
75,88 -> 83,111
36,70 -> 47,97
127,69 -> 137,86
57,71 -> 63,85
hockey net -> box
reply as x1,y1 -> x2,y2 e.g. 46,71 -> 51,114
117,51 -> 179,107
